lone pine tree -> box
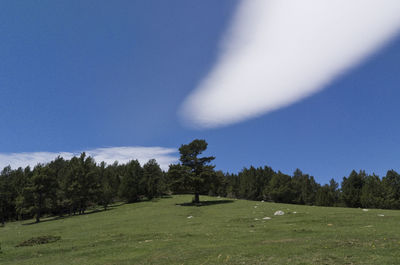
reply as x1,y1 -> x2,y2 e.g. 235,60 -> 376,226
177,139 -> 215,203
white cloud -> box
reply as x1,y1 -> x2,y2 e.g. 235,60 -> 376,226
0,146 -> 178,171
181,0 -> 400,128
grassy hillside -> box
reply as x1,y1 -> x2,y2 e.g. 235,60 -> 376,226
1,195 -> 400,264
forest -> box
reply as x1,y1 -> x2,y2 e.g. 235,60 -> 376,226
1,139 -> 400,224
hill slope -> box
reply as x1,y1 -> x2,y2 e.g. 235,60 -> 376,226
1,195 -> 400,264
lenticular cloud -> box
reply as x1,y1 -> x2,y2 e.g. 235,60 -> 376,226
181,0 -> 400,128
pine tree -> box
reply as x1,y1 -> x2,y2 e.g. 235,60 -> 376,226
119,160 -> 143,203
341,170 -> 366,208
177,139 -> 215,203
25,164 -> 58,223
142,159 -> 164,199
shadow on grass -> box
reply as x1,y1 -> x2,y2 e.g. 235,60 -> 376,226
21,197 -> 172,225
176,200 -> 234,207
146,195 -> 173,203
22,207 -> 117,226
122,195 -> 173,205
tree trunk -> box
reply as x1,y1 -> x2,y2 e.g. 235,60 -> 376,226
36,197 -> 42,223
194,193 -> 200,203
35,211 -> 40,223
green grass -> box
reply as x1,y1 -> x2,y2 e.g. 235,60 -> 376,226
1,195 -> 400,264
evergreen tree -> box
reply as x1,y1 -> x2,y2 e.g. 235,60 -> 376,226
315,179 -> 338,207
238,166 -> 258,200
208,170 -> 228,197
382,170 -> 400,209
25,165 -> 58,223
142,159 -> 164,199
1,166 -> 28,223
48,157 -> 68,216
167,164 -> 193,194
265,171 -> 293,203
15,167 -> 33,220
225,173 -> 240,198
62,153 -> 99,215
95,162 -> 114,210
176,139 -> 215,203
78,153 -> 100,214
0,167 -> 13,225
341,170 -> 366,208
291,169 -> 318,205
360,174 -> 384,209
119,160 -> 143,203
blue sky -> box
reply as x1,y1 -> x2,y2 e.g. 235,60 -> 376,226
1,0 -> 399,183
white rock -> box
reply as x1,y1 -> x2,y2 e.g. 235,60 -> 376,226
274,210 -> 285,216
261,200 -> 264,202
362,209 -> 369,212
254,206 -> 258,208
378,214 -> 384,217
262,217 -> 271,220
187,216 -> 193,219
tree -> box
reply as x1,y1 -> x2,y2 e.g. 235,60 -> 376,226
0,167 -> 12,225
208,170 -> 228,197
119,160 -> 143,203
24,164 -> 58,223
265,171 -> 293,203
62,153 -> 99,215
360,174 -> 384,209
60,157 -> 80,215
341,170 -> 366,208
96,162 -> 114,210
177,139 -> 215,203
15,167 -> 33,220
382,170 -> 400,209
77,153 -> 100,214
291,169 -> 318,205
0,166 -> 18,225
142,159 -> 165,199
168,164 -> 192,194
238,166 -> 258,200
225,173 -> 240,198
315,179 -> 338,207
48,157 -> 68,216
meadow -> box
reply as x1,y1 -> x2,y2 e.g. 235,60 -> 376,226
1,195 -> 400,264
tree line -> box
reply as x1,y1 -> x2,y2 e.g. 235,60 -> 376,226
219,167 -> 400,210
1,139 -> 400,224
0,153 -> 167,224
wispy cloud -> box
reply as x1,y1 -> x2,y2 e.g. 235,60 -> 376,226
181,0 -> 400,128
0,147 -> 178,171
